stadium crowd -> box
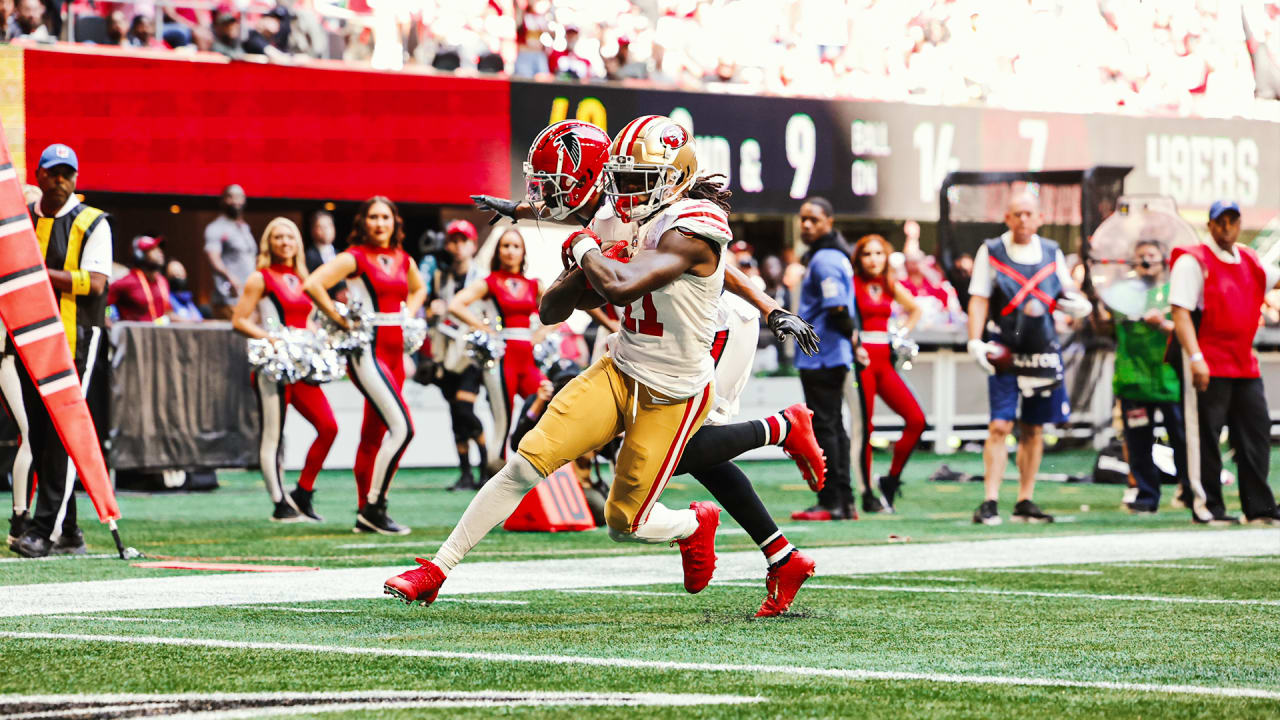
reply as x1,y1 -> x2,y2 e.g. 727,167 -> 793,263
2,0 -> 1278,117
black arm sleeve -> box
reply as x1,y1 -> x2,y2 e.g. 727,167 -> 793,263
828,306 -> 857,336
509,395 -> 542,451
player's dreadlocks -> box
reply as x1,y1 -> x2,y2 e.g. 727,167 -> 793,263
686,173 -> 733,214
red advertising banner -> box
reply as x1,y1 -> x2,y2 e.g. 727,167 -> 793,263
23,47 -> 510,204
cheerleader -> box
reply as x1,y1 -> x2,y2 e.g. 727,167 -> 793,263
232,218 -> 338,523
851,234 -> 925,513
304,197 -> 427,535
447,228 -> 551,463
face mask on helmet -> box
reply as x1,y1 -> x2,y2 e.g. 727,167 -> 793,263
603,156 -> 681,224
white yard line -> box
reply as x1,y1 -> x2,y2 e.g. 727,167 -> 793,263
436,598 -> 530,606
560,589 -> 688,597
717,582 -> 1280,607
239,606 -> 356,614
1111,562 -> 1218,570
979,568 -> 1103,576
42,615 -> 182,623
0,528 -> 1275,618
1,631 -> 1277,701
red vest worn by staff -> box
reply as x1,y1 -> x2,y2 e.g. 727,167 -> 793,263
486,270 -> 538,333
260,264 -> 312,329
0,122 -> 117,522
346,245 -> 410,348
1170,243 -> 1265,379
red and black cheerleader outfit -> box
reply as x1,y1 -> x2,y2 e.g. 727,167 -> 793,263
254,264 -> 338,505
344,246 -> 415,509
854,275 -> 925,485
485,269 -> 545,455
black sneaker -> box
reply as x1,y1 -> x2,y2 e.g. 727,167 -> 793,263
448,472 -> 480,492
271,500 -> 305,523
289,487 -> 324,522
1245,508 -> 1280,526
861,492 -> 887,514
7,511 -> 28,552
973,500 -> 1001,525
1011,500 -> 1054,523
13,530 -> 51,558
1192,512 -> 1240,526
51,527 -> 86,555
1127,502 -> 1158,516
879,475 -> 902,512
356,501 -> 411,535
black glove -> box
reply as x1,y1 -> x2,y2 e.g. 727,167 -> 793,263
768,309 -> 820,357
470,194 -> 521,225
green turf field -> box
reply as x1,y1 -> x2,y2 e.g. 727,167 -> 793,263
2,451 -> 1278,718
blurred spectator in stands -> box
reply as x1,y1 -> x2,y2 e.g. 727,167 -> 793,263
899,250 -> 948,306
606,36 -> 648,80
109,236 -> 171,323
265,2 -> 292,52
212,11 -> 245,60
0,0 -> 11,42
951,251 -> 975,310
304,210 -> 338,270
128,14 -> 164,49
730,241 -> 765,291
166,260 -> 204,322
548,25 -> 594,80
244,13 -> 292,62
513,22 -> 549,77
102,10 -> 128,47
160,3 -> 210,48
191,26 -> 214,53
204,184 -> 256,319
281,0 -> 327,59
9,0 -> 48,40
304,209 -> 345,300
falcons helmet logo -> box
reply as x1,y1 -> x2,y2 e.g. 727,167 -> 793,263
554,131 -> 582,170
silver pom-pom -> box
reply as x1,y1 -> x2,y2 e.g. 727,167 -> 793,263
533,330 -> 561,372
466,330 -> 506,370
317,301 -> 374,355
890,328 -> 919,370
248,327 -> 348,385
402,316 -> 428,354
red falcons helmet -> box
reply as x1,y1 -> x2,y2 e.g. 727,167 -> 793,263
523,120 -> 612,221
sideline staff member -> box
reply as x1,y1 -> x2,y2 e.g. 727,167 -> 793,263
1169,200 -> 1280,525
791,197 -> 863,521
966,192 -> 1091,525
4,143 -> 111,557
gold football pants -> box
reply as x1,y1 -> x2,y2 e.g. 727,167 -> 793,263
517,356 -> 713,534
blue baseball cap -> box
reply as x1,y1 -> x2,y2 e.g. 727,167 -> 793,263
1208,200 -> 1240,221
38,144 -> 78,172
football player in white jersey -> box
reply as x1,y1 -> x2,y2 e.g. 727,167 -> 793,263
388,118 -> 819,616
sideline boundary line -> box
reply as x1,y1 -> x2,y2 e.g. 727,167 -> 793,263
1,631 -> 1276,701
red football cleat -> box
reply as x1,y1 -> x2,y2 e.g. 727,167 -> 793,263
677,501 -> 720,594
756,551 -> 816,617
781,404 -> 826,492
383,558 -> 446,606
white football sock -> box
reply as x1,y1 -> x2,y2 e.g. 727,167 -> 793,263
607,502 -> 698,544
431,453 -> 543,574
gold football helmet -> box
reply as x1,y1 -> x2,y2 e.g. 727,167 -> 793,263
603,115 -> 698,223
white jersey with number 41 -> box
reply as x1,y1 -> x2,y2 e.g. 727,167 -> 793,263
606,199 -> 732,400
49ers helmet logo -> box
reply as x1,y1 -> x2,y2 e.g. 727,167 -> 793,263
659,124 -> 689,150
554,131 -> 582,170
